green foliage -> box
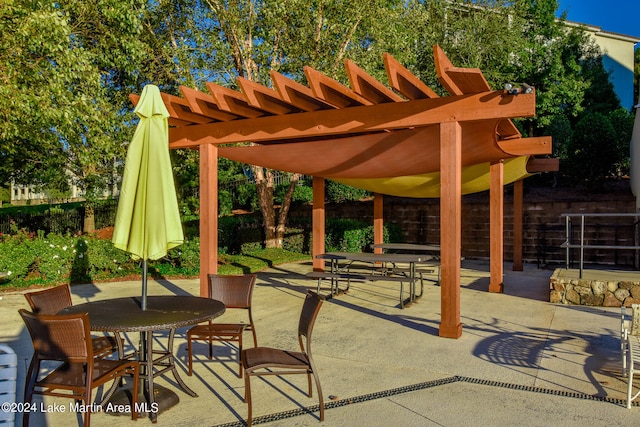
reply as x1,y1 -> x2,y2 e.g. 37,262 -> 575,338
608,108 -> 635,177
545,114 -> 573,160
326,181 -> 370,203
235,184 -> 259,211
324,218 -> 394,252
0,1 -> 147,203
566,112 -> 618,184
219,190 -> 233,216
149,238 -> 201,277
172,149 -> 201,216
275,184 -> 314,205
0,213 -> 399,289
0,230 -> 198,288
0,226 -> 311,289
218,215 -> 263,254
0,188 -> 9,205
2,0 -> 635,248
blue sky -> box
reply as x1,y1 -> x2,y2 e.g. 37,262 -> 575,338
557,0 -> 640,39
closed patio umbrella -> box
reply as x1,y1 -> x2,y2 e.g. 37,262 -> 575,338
112,84 -> 184,310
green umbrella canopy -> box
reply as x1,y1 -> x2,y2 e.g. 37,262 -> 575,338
112,84 -> 184,261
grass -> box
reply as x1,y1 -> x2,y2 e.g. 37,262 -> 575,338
217,248 -> 312,275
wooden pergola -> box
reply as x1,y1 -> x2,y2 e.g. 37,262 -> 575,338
132,45 -> 554,338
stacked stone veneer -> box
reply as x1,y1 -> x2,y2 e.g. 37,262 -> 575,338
549,271 -> 640,306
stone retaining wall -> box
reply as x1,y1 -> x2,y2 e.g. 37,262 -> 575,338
549,271 -> 640,306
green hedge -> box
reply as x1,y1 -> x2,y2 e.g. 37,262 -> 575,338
0,230 -> 200,287
0,216 -> 401,288
217,215 -> 402,254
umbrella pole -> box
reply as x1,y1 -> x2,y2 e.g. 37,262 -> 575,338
142,259 -> 148,311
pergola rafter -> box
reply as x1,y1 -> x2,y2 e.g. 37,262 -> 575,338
130,45 -> 557,338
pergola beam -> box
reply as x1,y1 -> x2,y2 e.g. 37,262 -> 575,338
169,91 -> 537,147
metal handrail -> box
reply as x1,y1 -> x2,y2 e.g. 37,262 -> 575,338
560,213 -> 640,278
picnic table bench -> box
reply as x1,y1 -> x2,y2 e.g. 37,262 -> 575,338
311,251 -> 434,308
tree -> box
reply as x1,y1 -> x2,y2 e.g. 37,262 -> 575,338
567,112 -> 617,184
414,0 -> 524,92
608,108 -> 635,177
151,0 -> 415,248
0,1 -> 149,231
411,0 -> 630,186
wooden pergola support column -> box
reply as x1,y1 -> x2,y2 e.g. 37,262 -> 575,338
373,193 -> 384,254
512,179 -> 524,271
199,143 -> 218,296
489,160 -> 504,293
439,121 -> 462,338
312,177 -> 326,271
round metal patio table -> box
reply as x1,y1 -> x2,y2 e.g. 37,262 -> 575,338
60,295 -> 225,422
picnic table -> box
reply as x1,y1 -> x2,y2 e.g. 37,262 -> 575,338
372,243 -> 441,285
312,252 -> 433,308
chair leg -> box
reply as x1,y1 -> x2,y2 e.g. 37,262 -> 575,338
115,331 -> 125,359
238,335 -> 243,378
244,373 -> 253,427
628,359 -> 634,409
250,326 -> 257,348
84,390 -> 92,427
22,359 -> 38,427
131,364 -> 139,421
306,371 -> 313,397
312,369 -> 325,422
187,334 -> 193,376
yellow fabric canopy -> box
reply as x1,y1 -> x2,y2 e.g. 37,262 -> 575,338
333,156 -> 531,198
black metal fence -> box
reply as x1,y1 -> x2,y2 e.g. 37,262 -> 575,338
0,201 -> 119,235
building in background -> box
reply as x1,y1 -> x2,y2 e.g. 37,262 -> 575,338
566,21 -> 639,110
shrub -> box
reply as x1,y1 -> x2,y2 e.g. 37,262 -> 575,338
235,183 -> 259,211
274,184 -> 314,205
219,190 -> 233,216
566,111 -> 617,184
325,218 -> 392,252
326,181 -> 370,203
218,215 -> 263,254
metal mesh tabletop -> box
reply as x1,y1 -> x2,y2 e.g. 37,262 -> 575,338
60,296 -> 225,332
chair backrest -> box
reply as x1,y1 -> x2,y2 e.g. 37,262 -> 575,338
19,309 -> 92,363
298,291 -> 324,340
208,274 -> 257,309
24,284 -> 73,315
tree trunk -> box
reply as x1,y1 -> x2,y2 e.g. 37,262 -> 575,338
253,167 -> 278,248
275,173 -> 301,245
83,204 -> 95,234
253,167 -> 301,249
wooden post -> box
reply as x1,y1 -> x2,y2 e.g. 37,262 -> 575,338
312,177 -> 325,271
439,121 -> 462,339
489,160 -> 504,293
512,179 -> 524,271
199,143 -> 218,297
373,193 -> 383,254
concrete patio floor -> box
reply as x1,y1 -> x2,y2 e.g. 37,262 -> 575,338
1,259 -> 639,426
